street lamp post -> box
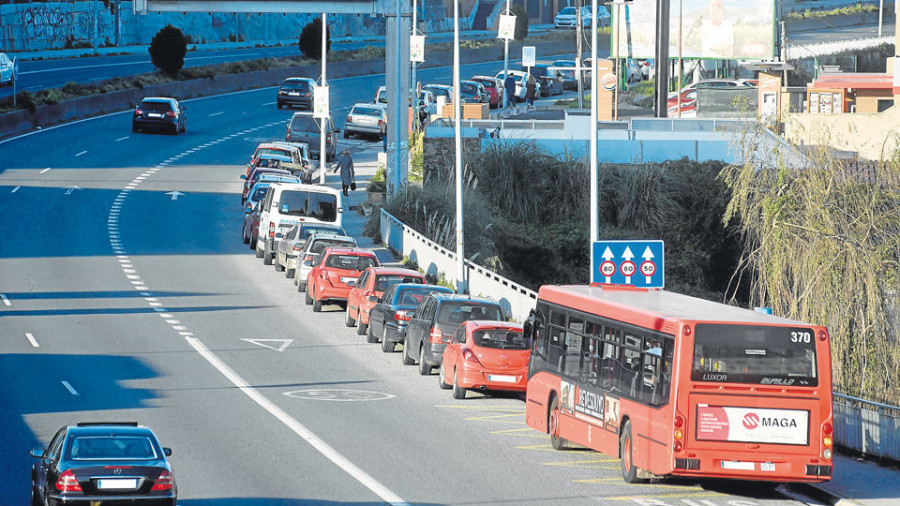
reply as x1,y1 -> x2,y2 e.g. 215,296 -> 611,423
454,0 -> 465,293
319,13 -> 328,184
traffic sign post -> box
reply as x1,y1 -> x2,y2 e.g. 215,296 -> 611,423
591,240 -> 664,288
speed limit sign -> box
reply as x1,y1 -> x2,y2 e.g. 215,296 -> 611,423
619,260 -> 636,278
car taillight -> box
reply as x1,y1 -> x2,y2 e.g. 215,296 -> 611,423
429,327 -> 443,343
134,109 -> 143,116
151,470 -> 173,491
268,222 -> 275,238
165,111 -> 176,118
377,119 -> 383,128
319,271 -> 328,280
393,310 -> 412,322
462,348 -> 481,364
304,254 -> 315,262
292,244 -> 304,252
56,470 -> 82,492
346,115 -> 353,124
279,90 -> 286,95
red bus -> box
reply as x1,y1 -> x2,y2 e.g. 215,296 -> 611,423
524,285 -> 833,483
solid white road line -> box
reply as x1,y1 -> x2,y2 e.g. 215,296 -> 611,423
0,294 -> 10,306
61,381 -> 79,396
25,333 -> 39,348
185,337 -> 407,505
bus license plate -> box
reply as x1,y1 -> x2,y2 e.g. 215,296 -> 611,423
720,461 -> 754,471
761,462 -> 776,472
488,374 -> 516,383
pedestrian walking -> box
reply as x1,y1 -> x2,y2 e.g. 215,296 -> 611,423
503,73 -> 516,109
336,149 -> 356,196
525,74 -> 536,109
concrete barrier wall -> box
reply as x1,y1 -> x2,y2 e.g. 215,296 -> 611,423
380,208 -> 537,322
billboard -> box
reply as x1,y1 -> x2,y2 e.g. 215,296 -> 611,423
611,0 -> 775,60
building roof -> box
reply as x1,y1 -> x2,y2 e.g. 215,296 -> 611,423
810,72 -> 893,90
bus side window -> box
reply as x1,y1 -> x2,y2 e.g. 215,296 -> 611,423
641,339 -> 662,405
548,326 -> 566,373
657,340 -> 674,404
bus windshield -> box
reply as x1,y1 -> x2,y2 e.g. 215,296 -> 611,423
691,323 -> 818,386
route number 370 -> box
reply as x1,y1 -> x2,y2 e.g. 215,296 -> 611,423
790,331 -> 812,343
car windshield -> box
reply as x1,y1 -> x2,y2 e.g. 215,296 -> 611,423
257,148 -> 292,159
559,7 -> 576,15
396,287 -> 446,305
473,329 -> 528,350
250,185 -> 269,202
290,117 -> 319,132
299,225 -> 345,240
373,274 -> 423,292
436,303 -> 502,325
352,106 -> 383,116
69,435 -> 157,461
141,101 -> 171,113
325,254 -> 377,271
475,79 -> 495,89
279,190 -> 338,221
310,238 -> 355,253
282,80 -> 310,90
460,83 -> 477,94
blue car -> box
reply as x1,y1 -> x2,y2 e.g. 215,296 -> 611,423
367,283 -> 454,352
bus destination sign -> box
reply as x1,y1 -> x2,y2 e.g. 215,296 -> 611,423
591,240 -> 664,288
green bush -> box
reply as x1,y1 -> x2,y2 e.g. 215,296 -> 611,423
298,17 -> 331,60
149,25 -> 188,76
511,3 -> 529,41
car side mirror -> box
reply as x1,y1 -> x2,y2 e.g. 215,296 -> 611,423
164,448 -> 173,457
441,335 -> 451,343
244,203 -> 253,214
240,175 -> 247,180
30,448 -> 45,459
346,279 -> 356,286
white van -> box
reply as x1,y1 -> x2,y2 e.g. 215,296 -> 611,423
256,183 -> 344,265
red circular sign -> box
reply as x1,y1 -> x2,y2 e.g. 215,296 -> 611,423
599,260 -> 616,277
640,260 -> 657,277
743,413 -> 760,430
619,260 -> 636,277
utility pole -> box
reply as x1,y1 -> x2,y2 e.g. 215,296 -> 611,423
577,0 -> 584,109
654,0 -> 670,117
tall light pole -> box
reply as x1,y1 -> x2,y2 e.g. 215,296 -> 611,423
319,13 -> 328,183
454,0 -> 465,293
589,0 -> 598,279
412,0 -> 419,129
503,0 -> 511,109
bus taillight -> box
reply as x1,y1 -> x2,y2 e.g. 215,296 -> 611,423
823,422 -> 833,459
673,414 -> 685,452
683,325 -> 692,336
817,329 -> 828,341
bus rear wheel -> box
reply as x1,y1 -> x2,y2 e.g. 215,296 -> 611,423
620,420 -> 642,483
549,396 -> 568,450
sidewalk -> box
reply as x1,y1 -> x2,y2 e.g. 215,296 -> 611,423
810,453 -> 900,506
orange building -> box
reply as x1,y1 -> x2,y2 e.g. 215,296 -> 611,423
806,73 -> 895,114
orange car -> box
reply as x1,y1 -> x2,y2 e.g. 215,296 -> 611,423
305,247 -> 379,312
439,321 -> 529,399
345,267 -> 425,337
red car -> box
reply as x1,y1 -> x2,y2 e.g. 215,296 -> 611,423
345,267 -> 425,337
471,75 -> 503,108
306,247 -> 379,312
439,321 -> 529,399
666,88 -> 698,118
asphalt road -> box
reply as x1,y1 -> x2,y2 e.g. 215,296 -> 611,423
0,59 -> 831,505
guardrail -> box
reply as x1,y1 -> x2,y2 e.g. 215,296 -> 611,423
379,208 -> 537,322
834,392 -> 900,461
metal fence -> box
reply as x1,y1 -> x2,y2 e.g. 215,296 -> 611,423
834,392 -> 900,461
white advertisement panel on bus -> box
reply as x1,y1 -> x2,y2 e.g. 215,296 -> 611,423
612,0 -> 775,60
696,405 -> 809,445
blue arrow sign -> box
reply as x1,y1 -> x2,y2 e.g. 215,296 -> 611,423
592,240 -> 664,288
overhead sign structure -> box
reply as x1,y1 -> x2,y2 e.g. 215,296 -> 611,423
612,0 -> 775,60
522,46 -> 536,68
592,240 -> 664,288
498,14 -> 516,41
313,85 -> 329,119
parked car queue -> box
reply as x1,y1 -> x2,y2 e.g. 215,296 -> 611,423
238,161 -> 530,400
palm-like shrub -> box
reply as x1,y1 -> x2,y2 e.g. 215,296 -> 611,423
298,18 -> 331,59
148,25 -> 187,76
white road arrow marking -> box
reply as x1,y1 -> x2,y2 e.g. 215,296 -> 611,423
65,186 -> 82,195
241,338 -> 293,352
1,294 -> 10,306
166,191 -> 186,201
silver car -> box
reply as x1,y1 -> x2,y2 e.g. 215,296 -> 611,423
274,224 -> 349,278
343,103 -> 387,140
292,233 -> 358,291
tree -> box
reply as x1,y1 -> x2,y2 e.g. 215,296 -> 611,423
298,17 -> 331,60
510,4 -> 529,41
148,25 -> 187,76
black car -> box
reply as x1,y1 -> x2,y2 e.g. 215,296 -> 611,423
367,283 -> 454,352
285,112 -> 338,161
30,422 -> 176,506
277,77 -> 316,110
132,97 -> 187,135
402,293 -> 505,375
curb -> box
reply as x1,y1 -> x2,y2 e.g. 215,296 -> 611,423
781,482 -> 855,506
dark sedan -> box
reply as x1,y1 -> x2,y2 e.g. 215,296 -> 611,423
367,283 -> 453,350
30,422 -> 176,506
132,97 -> 186,135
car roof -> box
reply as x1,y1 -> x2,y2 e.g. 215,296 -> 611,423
283,77 -> 315,83
364,267 -> 424,276
351,103 -> 386,111
463,320 -> 524,331
65,422 -> 154,437
270,182 -> 342,195
322,247 -> 376,256
425,84 -> 452,90
140,97 -> 176,103
309,233 -> 355,242
429,293 -> 498,305
257,142 -> 299,152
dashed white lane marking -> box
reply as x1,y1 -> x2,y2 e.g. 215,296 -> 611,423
75,151 -> 88,157
0,294 -> 10,306
26,333 -> 39,348
209,111 -> 224,117
11,186 -> 20,193
102,128 -> 406,506
40,167 -> 51,174
116,136 -> 129,142
61,381 -> 79,396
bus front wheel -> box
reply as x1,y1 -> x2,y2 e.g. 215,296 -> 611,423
620,421 -> 642,483
549,396 -> 568,450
